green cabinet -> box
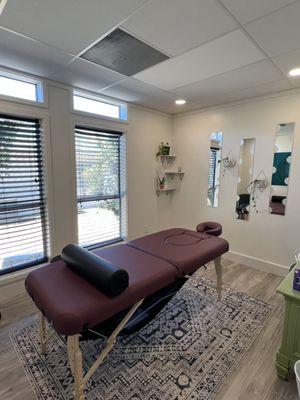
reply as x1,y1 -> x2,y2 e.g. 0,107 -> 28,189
276,267 -> 300,379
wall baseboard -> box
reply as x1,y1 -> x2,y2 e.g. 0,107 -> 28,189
0,279 -> 26,302
224,251 -> 289,277
0,263 -> 43,302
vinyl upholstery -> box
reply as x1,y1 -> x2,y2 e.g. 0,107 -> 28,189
196,221 -> 222,237
25,227 -> 229,335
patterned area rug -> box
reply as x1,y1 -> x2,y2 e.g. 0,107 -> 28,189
11,276 -> 272,400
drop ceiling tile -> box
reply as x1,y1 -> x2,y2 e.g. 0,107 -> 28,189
272,48 -> 300,86
122,0 -> 236,56
99,78 -> 179,113
220,0 -> 296,25
134,30 -> 265,91
0,28 -> 73,77
214,79 -> 292,103
178,79 -> 292,113
50,58 -> 126,92
0,0 -> 144,54
172,60 -> 284,101
245,2 -> 300,57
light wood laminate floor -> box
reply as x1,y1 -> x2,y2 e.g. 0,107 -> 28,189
0,261 -> 298,400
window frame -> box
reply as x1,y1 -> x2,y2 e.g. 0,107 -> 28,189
0,69 -> 46,106
0,110 -> 53,276
72,90 -> 128,122
74,124 -> 126,250
0,101 -> 54,276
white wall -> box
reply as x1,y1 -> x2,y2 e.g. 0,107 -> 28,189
171,91 -> 300,273
127,106 -> 173,239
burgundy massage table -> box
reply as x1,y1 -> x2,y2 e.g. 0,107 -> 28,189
25,222 -> 229,400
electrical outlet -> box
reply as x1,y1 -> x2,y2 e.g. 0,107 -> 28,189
144,224 -> 149,233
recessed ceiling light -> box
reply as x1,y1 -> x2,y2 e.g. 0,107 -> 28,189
289,68 -> 300,77
175,99 -> 186,105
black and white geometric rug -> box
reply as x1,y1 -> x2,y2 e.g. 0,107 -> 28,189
10,277 -> 272,400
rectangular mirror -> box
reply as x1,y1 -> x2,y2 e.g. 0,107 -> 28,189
236,138 -> 256,220
269,122 -> 294,216
207,132 -> 223,207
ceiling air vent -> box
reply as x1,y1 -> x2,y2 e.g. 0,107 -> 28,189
81,28 -> 169,76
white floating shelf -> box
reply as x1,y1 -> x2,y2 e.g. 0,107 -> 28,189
156,187 -> 176,197
165,171 -> 185,180
160,154 -> 176,162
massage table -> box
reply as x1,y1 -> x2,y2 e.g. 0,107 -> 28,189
25,222 -> 229,400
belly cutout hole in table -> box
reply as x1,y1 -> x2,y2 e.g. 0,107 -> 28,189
165,233 -> 203,246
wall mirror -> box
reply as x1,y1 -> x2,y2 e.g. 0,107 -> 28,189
269,122 -> 295,216
207,131 -> 223,207
236,138 -> 256,220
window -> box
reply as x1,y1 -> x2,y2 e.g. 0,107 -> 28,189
0,70 -> 43,102
0,114 -> 48,275
208,148 -> 221,205
75,126 -> 126,248
73,91 -> 127,120
207,132 -> 223,208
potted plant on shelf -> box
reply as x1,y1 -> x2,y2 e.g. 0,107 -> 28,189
156,142 -> 170,157
158,176 -> 166,190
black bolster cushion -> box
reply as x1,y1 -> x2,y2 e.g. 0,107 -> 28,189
61,244 -> 129,297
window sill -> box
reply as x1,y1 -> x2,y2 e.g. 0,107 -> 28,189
85,238 -> 124,251
0,239 -> 125,288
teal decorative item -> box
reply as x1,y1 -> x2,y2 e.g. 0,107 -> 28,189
272,152 -> 291,186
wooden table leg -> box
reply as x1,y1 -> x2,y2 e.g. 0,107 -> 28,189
67,335 -> 85,400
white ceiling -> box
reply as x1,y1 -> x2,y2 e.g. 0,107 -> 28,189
122,0 -> 236,56
220,0 -> 296,24
171,60 -> 284,101
244,2 -> 300,57
0,0 -> 145,54
0,0 -> 300,114
50,58 -> 126,92
134,30 -> 265,90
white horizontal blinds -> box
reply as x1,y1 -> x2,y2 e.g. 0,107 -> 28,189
208,148 -> 220,204
119,135 -> 127,239
75,126 -> 123,248
0,114 -> 48,275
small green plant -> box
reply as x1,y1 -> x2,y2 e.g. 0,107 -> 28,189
156,142 -> 170,156
158,175 -> 166,189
